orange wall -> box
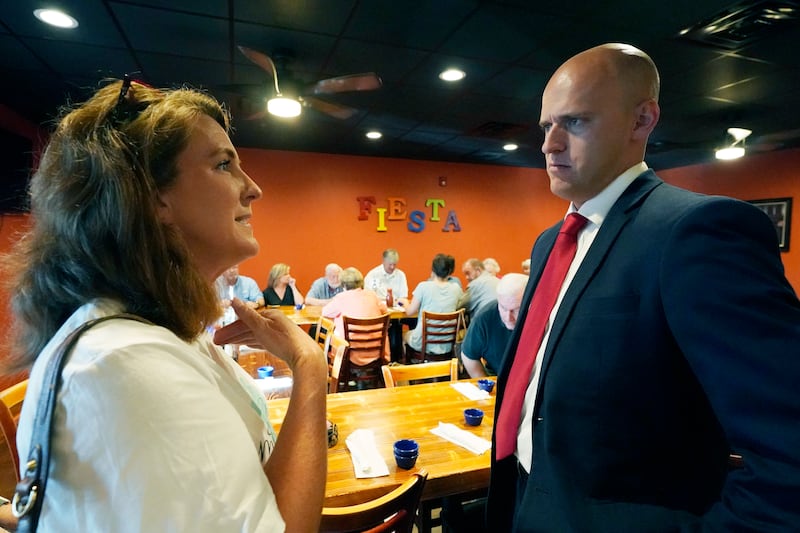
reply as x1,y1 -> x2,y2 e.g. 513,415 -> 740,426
236,148 -> 565,291
2,147 -> 798,305
236,147 -> 800,294
659,148 -> 799,289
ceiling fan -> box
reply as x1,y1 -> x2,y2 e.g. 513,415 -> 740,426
648,127 -> 800,159
236,45 -> 382,120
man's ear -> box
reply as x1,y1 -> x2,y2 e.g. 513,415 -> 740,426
632,99 -> 660,140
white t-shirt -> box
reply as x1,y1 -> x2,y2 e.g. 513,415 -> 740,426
363,265 -> 409,301
16,299 -> 285,532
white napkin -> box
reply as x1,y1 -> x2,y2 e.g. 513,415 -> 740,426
345,429 -> 390,478
430,422 -> 492,455
451,382 -> 490,401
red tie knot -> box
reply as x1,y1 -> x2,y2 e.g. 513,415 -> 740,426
560,213 -> 588,237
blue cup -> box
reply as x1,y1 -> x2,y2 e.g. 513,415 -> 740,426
257,366 -> 274,378
395,453 -> 418,469
477,379 -> 495,393
393,439 -> 419,469
295,303 -> 304,311
464,408 -> 484,426
393,439 -> 419,456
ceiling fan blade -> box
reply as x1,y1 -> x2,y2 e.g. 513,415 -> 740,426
301,96 -> 358,119
311,73 -> 382,95
237,45 -> 277,79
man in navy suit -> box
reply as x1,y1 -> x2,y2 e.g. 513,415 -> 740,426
487,43 -> 800,531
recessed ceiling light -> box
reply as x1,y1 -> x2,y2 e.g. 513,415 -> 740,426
503,143 -> 518,151
439,69 -> 466,82
33,9 -> 79,29
366,131 -> 382,140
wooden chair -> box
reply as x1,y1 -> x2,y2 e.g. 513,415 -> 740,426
0,379 -> 28,481
315,316 -> 336,356
381,359 -> 459,388
327,334 -> 350,394
320,470 -> 427,533
340,314 -> 391,391
405,310 -> 464,363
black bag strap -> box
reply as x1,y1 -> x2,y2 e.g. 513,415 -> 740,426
12,313 -> 151,533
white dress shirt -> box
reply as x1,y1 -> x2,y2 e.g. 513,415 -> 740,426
516,162 -> 648,472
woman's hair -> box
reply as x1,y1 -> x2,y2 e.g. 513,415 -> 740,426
267,263 -> 291,289
339,267 -> 364,290
2,78 -> 230,369
432,253 -> 455,279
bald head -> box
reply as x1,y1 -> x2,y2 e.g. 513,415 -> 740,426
496,273 -> 529,330
561,43 -> 659,103
540,43 -> 661,207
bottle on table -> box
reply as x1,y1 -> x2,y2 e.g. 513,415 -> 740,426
386,288 -> 394,307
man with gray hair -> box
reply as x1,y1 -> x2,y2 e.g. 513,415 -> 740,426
461,273 -> 528,377
363,248 -> 408,302
305,263 -> 344,306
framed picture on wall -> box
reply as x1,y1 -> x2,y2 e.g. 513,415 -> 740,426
749,197 -> 792,252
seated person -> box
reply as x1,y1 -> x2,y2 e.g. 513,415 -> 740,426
322,267 -> 389,364
401,254 -> 463,360
482,257 -> 501,277
458,258 -> 500,322
262,263 -> 304,306
215,264 -> 264,308
461,273 -> 528,377
521,258 -> 531,275
305,263 -> 344,306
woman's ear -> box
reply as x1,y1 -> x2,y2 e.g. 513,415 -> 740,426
155,191 -> 173,224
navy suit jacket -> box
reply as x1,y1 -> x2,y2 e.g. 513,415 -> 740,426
487,171 -> 800,532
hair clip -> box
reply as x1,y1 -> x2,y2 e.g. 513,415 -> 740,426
109,73 -> 149,128
116,73 -> 133,107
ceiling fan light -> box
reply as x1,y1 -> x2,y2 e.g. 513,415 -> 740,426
366,131 -> 382,140
439,69 -> 466,82
503,143 -> 518,151
727,127 -> 752,141
267,96 -> 301,117
715,146 -> 745,160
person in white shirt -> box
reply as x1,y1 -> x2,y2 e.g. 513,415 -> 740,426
364,248 -> 410,360
4,79 -> 327,532
363,248 -> 408,302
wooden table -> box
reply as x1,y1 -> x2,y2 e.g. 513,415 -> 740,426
266,378 -> 494,506
266,305 -> 411,325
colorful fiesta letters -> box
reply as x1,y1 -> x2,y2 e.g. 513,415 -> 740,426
356,196 -> 462,233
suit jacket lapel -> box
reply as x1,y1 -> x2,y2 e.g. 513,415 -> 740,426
532,171 -> 663,408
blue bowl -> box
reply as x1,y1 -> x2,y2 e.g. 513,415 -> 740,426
393,439 -> 419,457
477,379 -> 495,393
257,366 -> 274,378
464,408 -> 484,426
394,453 -> 418,469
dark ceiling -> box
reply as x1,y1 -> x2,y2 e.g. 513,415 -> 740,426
2,0 -> 800,170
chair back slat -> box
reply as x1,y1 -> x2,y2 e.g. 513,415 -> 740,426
327,335 -> 349,394
381,359 -> 459,388
0,379 -> 29,480
315,316 -> 336,356
320,470 -> 427,532
339,314 -> 391,391
419,309 -> 464,360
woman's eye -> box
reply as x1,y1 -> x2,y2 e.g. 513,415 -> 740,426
217,159 -> 231,171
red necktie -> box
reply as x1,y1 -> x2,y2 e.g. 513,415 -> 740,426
496,213 -> 588,460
